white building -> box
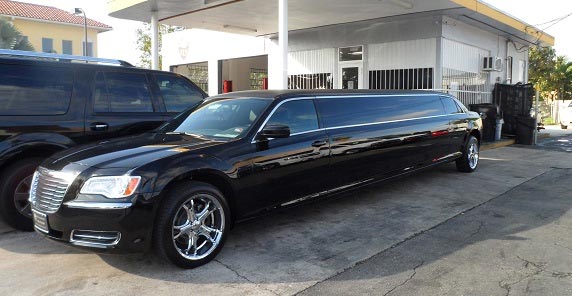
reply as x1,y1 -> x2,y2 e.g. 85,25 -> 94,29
108,0 -> 554,106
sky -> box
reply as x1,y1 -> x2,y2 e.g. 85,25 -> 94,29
15,0 -> 572,65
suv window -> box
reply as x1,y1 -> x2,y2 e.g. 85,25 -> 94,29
0,63 -> 72,115
93,72 -> 154,113
441,97 -> 462,114
266,100 -> 319,134
318,95 -> 444,128
154,74 -> 204,112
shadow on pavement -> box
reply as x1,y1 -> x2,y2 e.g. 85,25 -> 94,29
95,165 -> 572,286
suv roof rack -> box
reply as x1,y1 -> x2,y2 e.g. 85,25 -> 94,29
0,49 -> 134,67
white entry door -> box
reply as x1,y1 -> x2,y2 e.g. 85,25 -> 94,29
339,62 -> 363,89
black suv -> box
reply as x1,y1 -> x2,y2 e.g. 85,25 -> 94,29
31,90 -> 481,268
0,50 -> 206,230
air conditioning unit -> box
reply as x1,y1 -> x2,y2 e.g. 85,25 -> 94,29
482,56 -> 502,72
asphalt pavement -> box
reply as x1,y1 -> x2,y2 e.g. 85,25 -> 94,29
0,143 -> 571,295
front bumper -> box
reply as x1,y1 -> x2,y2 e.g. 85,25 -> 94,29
32,200 -> 156,253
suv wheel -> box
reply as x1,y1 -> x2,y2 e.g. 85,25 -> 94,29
0,158 -> 43,231
456,135 -> 479,173
154,181 -> 230,269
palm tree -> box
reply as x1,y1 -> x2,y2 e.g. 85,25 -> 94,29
0,18 -> 34,51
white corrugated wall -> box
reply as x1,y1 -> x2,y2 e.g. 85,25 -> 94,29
288,48 -> 336,75
368,38 -> 436,70
442,38 -> 489,73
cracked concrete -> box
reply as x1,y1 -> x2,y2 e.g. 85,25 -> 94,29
382,261 -> 424,296
0,146 -> 571,296
300,166 -> 572,296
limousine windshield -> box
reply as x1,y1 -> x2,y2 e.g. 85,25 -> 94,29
166,98 -> 270,139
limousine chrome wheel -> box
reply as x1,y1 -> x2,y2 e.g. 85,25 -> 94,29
172,194 -> 225,260
456,135 -> 479,173
154,181 -> 230,269
468,141 -> 479,169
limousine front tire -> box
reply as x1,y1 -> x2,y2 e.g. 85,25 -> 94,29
154,181 -> 230,269
456,135 -> 479,173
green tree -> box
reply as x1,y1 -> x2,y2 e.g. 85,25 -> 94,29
529,47 -> 556,94
0,19 -> 34,51
136,23 -> 179,69
529,46 -> 572,100
551,56 -> 572,100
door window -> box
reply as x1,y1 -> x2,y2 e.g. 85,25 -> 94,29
265,100 -> 319,134
441,97 -> 463,114
341,67 -> 359,89
0,63 -> 72,115
93,72 -> 154,113
154,74 -> 204,112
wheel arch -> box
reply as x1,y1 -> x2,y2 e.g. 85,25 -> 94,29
156,169 -> 238,225
0,143 -> 68,172
469,129 -> 481,146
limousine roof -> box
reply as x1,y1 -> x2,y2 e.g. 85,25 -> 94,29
209,90 -> 450,101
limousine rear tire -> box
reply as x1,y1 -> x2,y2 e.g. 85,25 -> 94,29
456,136 -> 479,173
154,181 -> 230,269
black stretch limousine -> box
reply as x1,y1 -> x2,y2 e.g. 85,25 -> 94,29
31,90 -> 482,268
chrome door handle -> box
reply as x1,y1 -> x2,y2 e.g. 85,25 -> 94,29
91,123 -> 108,131
311,140 -> 328,147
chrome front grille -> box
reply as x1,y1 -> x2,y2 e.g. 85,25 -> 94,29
30,168 -> 74,214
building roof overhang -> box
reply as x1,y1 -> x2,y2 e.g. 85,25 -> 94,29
108,0 -> 553,46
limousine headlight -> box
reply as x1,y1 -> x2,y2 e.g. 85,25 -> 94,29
80,176 -> 141,199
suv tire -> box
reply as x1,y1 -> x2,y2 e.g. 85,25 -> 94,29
154,181 -> 230,269
0,158 -> 43,231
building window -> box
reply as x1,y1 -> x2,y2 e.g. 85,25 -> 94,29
249,68 -> 268,90
369,68 -> 433,90
339,46 -> 363,61
171,62 -> 209,93
42,38 -> 53,53
83,42 -> 94,56
62,40 -> 72,55
288,73 -> 333,89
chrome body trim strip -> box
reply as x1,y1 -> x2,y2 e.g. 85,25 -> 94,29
280,178 -> 374,207
64,201 -> 133,210
434,152 -> 463,162
323,114 -> 450,131
315,93 -> 438,99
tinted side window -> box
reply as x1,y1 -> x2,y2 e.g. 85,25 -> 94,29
0,63 -> 72,115
266,100 -> 319,134
441,97 -> 462,114
94,72 -> 154,113
318,95 -> 444,128
154,74 -> 204,112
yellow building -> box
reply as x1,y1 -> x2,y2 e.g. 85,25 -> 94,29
0,0 -> 111,56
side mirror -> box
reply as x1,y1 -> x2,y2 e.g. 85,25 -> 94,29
257,124 -> 290,140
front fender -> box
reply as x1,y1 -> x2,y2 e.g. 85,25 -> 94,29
137,154 -> 232,199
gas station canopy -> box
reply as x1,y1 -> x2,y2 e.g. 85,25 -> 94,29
108,0 -> 553,46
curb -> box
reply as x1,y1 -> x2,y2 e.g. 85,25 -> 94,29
481,138 -> 515,151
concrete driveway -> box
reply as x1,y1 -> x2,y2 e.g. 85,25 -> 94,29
0,146 -> 571,296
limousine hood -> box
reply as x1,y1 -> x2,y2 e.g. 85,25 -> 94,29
45,133 -> 225,170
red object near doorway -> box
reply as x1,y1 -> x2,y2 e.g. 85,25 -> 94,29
223,80 -> 233,93
262,78 -> 268,90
